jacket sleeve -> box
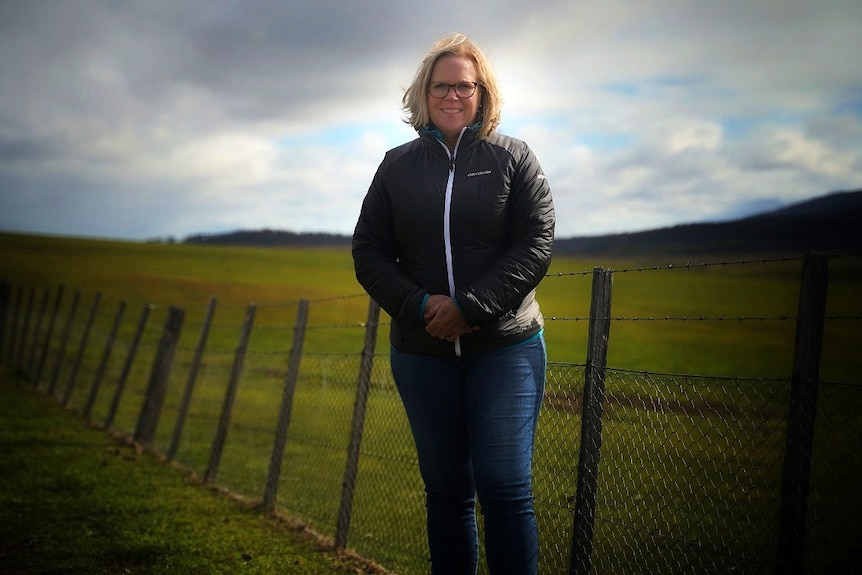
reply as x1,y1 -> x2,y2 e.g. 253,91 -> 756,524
455,142 -> 555,326
352,157 -> 427,328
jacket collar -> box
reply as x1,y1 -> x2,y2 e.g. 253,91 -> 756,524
418,122 -> 482,154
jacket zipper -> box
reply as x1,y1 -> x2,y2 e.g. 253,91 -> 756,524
439,128 -> 467,357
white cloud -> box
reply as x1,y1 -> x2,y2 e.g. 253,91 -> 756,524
0,0 -> 860,241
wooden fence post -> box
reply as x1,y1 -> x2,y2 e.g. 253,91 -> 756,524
205,304 -> 256,483
16,287 -> 35,372
7,286 -> 22,364
34,285 -> 64,389
168,297 -> 217,462
26,288 -> 50,381
84,300 -> 126,418
63,292 -> 102,407
776,251 -> 829,574
263,298 -> 310,510
134,306 -> 185,446
0,282 -> 9,360
335,298 -> 382,549
105,303 -> 152,429
48,290 -> 80,396
570,267 -> 614,575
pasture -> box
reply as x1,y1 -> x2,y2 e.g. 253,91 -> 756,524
1,231 -> 858,380
1,231 -> 859,573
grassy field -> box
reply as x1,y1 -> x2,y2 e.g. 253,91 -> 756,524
1,231 -> 860,574
1,231 -> 859,380
0,366 -> 390,574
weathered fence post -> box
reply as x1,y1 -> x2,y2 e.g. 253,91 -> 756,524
48,290 -> 80,396
84,300 -> 126,418
0,281 -> 9,359
16,287 -> 35,372
168,296 -> 218,462
0,281 -> 11,357
34,285 -> 64,388
263,298 -> 310,511
570,267 -> 614,575
335,298 -> 382,549
205,304 -> 256,483
26,288 -> 50,381
105,303 -> 152,429
63,292 -> 102,407
7,286 -> 22,364
134,306 -> 185,446
776,251 -> 829,574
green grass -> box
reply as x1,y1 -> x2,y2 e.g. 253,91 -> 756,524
2,231 -> 860,381
0,366 -> 391,574
2,232 -> 860,574
542,255 -> 861,382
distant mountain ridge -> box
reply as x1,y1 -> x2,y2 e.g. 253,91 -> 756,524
184,229 -> 351,248
553,189 -> 861,256
184,189 -> 862,256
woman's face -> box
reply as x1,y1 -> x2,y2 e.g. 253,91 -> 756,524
427,55 -> 481,144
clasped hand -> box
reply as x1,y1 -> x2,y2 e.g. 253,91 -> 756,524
423,294 -> 479,340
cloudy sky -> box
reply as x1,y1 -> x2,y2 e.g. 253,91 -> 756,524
1,0 -> 860,241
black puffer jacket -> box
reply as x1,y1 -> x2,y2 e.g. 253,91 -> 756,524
352,126 -> 555,357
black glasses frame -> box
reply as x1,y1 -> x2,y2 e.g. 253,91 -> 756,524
428,82 -> 479,98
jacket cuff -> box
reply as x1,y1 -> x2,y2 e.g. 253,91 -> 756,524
418,293 -> 430,322
454,289 -> 482,327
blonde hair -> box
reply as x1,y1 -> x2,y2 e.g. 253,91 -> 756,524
402,33 -> 502,139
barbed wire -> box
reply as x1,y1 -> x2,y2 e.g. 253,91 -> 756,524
254,292 -> 368,309
246,313 -> 862,331
253,321 -> 385,331
546,254 -> 808,277
547,251 -> 861,278
545,314 -> 862,322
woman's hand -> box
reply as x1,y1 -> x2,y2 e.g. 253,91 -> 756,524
423,295 -> 478,341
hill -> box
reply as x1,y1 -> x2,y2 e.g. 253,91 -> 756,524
184,189 -> 862,256
553,189 -> 862,256
184,229 -> 351,248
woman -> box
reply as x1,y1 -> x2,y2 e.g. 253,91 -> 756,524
352,33 -> 555,575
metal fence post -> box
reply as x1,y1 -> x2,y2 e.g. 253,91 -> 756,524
84,300 -> 126,418
263,298 -> 309,510
134,305 -> 185,446
205,303 -> 256,483
570,267 -> 613,575
48,290 -> 80,396
168,296 -> 217,462
335,298 -> 381,549
105,303 -> 152,429
776,251 -> 829,574
63,292 -> 102,407
34,285 -> 64,389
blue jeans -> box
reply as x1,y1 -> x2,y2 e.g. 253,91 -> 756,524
391,335 -> 546,575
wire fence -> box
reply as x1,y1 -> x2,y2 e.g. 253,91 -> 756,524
1,251 -> 860,574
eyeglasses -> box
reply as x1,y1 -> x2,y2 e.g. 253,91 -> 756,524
428,82 -> 479,98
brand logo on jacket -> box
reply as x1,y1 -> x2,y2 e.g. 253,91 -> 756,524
467,170 -> 492,177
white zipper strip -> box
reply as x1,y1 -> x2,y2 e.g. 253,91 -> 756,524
439,128 -> 467,357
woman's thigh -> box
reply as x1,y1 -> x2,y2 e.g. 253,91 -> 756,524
464,337 -> 546,498
390,349 -> 473,491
